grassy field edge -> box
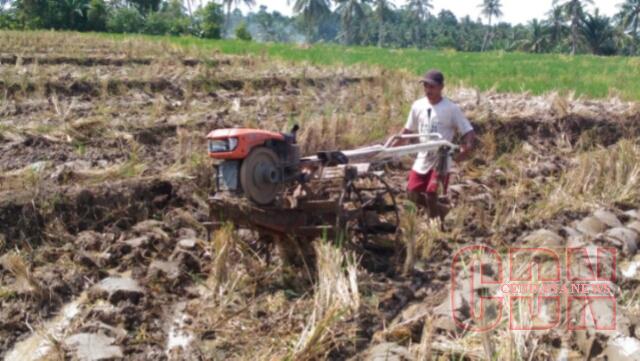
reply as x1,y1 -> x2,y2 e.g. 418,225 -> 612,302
93,32 -> 640,101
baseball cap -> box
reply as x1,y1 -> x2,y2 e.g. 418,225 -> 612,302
419,69 -> 445,86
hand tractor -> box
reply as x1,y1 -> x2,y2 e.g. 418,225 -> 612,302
206,125 -> 457,253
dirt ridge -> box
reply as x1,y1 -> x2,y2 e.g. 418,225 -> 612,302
0,55 -> 209,67
0,178 -> 176,249
0,75 -> 375,98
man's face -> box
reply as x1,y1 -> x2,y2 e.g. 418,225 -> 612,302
423,82 -> 444,101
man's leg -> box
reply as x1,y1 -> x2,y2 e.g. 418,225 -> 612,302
407,170 -> 428,208
408,190 -> 427,208
425,170 -> 451,228
407,170 -> 450,225
424,192 -> 449,223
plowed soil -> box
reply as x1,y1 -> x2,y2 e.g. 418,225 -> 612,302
1,32 -> 640,361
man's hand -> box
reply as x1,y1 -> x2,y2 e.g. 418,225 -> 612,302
453,130 -> 477,162
390,128 -> 415,147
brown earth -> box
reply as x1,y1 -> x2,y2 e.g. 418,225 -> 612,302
1,32 -> 640,361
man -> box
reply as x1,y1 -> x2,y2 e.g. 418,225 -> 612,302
394,69 -> 476,222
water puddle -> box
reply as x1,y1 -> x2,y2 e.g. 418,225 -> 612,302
165,302 -> 194,358
605,335 -> 640,360
5,293 -> 87,361
622,261 -> 639,278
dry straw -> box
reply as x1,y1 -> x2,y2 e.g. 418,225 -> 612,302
291,241 -> 359,360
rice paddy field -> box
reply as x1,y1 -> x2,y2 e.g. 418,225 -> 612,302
151,33 -> 640,100
1,30 -> 640,361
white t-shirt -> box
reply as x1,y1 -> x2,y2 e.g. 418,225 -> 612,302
404,97 -> 474,174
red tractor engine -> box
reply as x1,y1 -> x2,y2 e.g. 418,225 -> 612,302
206,125 -> 301,205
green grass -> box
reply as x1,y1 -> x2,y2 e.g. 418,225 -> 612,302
22,31 -> 640,100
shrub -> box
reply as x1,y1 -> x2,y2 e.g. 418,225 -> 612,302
235,22 -> 252,41
87,0 -> 108,32
143,0 -> 191,36
194,2 -> 223,39
144,11 -> 171,35
128,0 -> 161,14
0,9 -> 18,29
144,11 -> 190,35
106,7 -> 144,33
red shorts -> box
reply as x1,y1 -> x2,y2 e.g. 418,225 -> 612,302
407,169 -> 450,195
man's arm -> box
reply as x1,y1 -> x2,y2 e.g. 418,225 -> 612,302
391,103 -> 418,147
453,130 -> 476,162
390,128 -> 415,147
450,103 -> 476,162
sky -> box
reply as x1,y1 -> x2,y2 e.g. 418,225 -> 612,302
221,0 -> 623,25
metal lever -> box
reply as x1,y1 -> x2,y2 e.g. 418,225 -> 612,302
383,133 -> 444,148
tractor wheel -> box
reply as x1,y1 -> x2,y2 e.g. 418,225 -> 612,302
240,147 -> 280,205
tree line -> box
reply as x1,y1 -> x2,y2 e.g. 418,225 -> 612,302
1,0 -> 640,56
0,0 -> 226,38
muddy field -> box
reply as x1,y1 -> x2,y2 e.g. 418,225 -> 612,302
1,32 -> 640,361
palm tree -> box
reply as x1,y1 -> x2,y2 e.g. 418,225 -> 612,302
405,0 -> 432,48
479,0 -> 503,51
373,0 -> 395,47
334,0 -> 370,45
545,5 -> 566,49
128,0 -> 162,14
289,0 -> 332,42
553,0 -> 594,55
406,0 -> 432,22
222,0 -> 256,36
617,0 -> 640,54
521,19 -> 548,53
582,9 -> 616,55
62,0 -> 89,29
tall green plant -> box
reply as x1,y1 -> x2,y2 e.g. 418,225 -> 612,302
581,9 -> 616,55
521,19 -> 549,53
545,5 -> 567,49
290,0 -> 331,42
554,0 -> 594,54
222,0 -> 255,36
334,0 -> 370,45
618,0 -> 640,54
195,1 -> 224,39
479,0 -> 503,51
373,0 -> 394,47
87,0 -> 107,31
405,0 -> 432,48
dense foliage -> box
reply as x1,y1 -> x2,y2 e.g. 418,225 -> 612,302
0,0 -> 224,38
1,0 -> 639,55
